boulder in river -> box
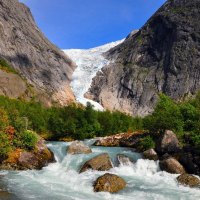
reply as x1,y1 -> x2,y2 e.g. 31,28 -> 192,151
94,132 -> 145,147
67,141 -> 92,155
117,154 -> 133,166
178,147 -> 200,176
159,157 -> 186,174
93,173 -> 126,193
177,174 -> 200,187
156,130 -> 180,154
0,190 -> 11,200
0,139 -> 55,170
94,133 -> 128,147
80,153 -> 113,173
143,149 -> 158,161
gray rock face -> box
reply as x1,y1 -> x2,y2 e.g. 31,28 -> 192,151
0,69 -> 27,98
0,0 -> 76,105
87,0 -> 200,116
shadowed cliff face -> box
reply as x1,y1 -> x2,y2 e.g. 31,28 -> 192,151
87,0 -> 200,116
0,0 -> 76,105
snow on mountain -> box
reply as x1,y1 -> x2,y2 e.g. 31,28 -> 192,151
63,39 -> 124,110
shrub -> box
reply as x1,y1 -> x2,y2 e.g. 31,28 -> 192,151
15,130 -> 38,150
188,132 -> 200,148
143,94 -> 184,133
0,131 -> 12,160
137,136 -> 155,151
0,107 -> 9,131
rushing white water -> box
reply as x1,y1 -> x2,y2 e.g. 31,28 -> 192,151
63,40 -> 124,110
1,141 -> 200,200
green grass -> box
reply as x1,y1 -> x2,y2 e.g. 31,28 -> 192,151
0,59 -> 18,74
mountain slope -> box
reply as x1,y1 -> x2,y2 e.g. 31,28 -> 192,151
87,0 -> 200,116
0,0 -> 75,105
64,40 -> 124,110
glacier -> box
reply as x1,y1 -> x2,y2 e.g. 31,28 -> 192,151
63,39 -> 124,110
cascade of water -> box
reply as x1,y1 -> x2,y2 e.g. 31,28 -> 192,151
1,141 -> 200,200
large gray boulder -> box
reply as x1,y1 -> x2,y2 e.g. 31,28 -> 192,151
67,141 -> 92,155
143,149 -> 158,161
80,153 -> 113,173
159,157 -> 185,174
93,173 -> 126,193
156,130 -> 180,154
177,174 -> 200,188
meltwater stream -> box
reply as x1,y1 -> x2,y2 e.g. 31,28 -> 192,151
1,141 -> 200,200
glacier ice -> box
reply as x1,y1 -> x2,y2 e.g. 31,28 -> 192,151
63,39 -> 124,110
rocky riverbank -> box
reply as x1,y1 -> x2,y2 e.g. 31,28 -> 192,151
94,130 -> 200,188
0,139 -> 55,170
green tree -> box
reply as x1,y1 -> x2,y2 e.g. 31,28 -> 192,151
0,131 -> 12,160
144,94 -> 184,133
0,107 -> 9,131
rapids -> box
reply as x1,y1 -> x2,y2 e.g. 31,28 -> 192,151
1,141 -> 200,200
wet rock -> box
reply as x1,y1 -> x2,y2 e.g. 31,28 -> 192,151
94,132 -> 146,148
67,141 -> 92,155
179,152 -> 200,176
93,173 -> 126,193
80,153 -> 113,173
0,139 -> 55,170
94,133 -> 128,147
177,174 -> 200,188
117,154 -> 133,166
119,132 -> 150,150
159,157 -> 185,174
0,177 -> 11,200
0,190 -> 11,200
143,149 -> 158,161
156,130 -> 180,154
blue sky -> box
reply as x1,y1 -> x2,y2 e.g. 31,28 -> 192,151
20,0 -> 166,49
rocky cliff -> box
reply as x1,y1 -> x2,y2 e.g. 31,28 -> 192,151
87,0 -> 200,116
0,0 -> 76,105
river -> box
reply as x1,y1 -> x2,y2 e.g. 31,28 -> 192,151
0,141 -> 200,200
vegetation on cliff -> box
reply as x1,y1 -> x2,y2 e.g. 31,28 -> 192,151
0,59 -> 18,74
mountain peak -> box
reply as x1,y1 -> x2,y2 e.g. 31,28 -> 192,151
86,0 -> 200,116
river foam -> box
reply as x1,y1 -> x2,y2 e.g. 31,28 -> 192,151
1,141 -> 200,200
